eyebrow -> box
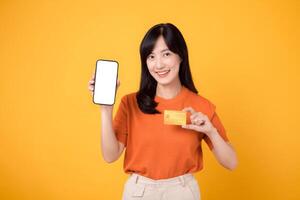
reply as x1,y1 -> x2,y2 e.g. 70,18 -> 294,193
151,48 -> 170,53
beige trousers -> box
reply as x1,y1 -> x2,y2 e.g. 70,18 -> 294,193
121,173 -> 201,200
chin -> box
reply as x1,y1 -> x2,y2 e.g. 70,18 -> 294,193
156,78 -> 175,86
157,82 -> 171,86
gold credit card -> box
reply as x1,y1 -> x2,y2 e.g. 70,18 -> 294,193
164,110 -> 186,125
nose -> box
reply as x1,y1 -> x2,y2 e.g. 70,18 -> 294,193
155,57 -> 164,69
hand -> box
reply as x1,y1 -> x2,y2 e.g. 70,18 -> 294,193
88,73 -> 121,110
88,73 -> 96,95
181,107 -> 216,136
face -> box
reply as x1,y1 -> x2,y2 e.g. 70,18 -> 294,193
146,35 -> 182,86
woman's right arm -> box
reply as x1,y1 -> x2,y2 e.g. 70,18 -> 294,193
88,74 -> 125,163
100,107 -> 125,163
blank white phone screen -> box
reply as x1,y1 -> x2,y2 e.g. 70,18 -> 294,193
93,60 -> 118,105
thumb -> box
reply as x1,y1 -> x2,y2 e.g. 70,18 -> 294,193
182,124 -> 198,130
117,79 -> 121,88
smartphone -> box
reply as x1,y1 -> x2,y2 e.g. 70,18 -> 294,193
93,59 -> 119,105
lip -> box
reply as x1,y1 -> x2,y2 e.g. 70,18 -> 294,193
156,70 -> 170,73
156,70 -> 170,77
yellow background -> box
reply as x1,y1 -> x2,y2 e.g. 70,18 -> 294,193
1,0 -> 299,199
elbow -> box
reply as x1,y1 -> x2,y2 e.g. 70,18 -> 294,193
101,146 -> 121,164
228,160 -> 238,171
215,151 -> 238,171
226,156 -> 238,171
102,151 -> 119,163
103,156 -> 117,163
225,146 -> 238,171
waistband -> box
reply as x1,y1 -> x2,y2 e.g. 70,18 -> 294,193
129,173 -> 194,187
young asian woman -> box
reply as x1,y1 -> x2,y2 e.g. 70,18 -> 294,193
88,23 -> 238,200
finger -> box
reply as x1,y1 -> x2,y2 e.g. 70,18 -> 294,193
204,115 -> 209,120
88,85 -> 94,91
190,113 -> 201,120
200,120 -> 205,125
196,117 -> 206,124
191,114 -> 205,122
193,119 -> 202,126
181,124 -> 199,130
182,107 -> 196,115
193,117 -> 203,124
193,117 -> 207,126
89,80 -> 95,84
193,113 -> 209,123
197,111 -> 208,119
193,111 -> 207,117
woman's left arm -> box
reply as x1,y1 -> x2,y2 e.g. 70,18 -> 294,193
206,127 -> 238,170
182,107 -> 238,170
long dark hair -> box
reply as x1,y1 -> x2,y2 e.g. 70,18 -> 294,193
136,23 -> 198,114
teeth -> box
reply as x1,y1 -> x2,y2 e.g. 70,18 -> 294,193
157,70 -> 169,75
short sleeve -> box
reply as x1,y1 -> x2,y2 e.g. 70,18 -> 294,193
203,103 -> 229,151
112,95 -> 128,147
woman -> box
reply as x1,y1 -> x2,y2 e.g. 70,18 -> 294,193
88,23 -> 238,200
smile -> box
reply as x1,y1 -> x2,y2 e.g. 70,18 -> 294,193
156,70 -> 170,78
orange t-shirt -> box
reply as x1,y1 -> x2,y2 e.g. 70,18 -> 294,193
113,86 -> 229,180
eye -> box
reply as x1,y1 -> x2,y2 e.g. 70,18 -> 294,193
164,52 -> 171,56
147,54 -> 154,60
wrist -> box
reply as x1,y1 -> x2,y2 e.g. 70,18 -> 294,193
101,106 -> 113,113
206,127 -> 218,138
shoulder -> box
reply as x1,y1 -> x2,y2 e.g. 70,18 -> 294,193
120,91 -> 137,101
186,89 -> 215,108
186,89 -> 216,117
118,91 -> 138,106
117,92 -> 139,114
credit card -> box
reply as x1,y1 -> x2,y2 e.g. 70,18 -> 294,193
164,110 -> 187,125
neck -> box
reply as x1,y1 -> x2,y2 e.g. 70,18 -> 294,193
156,82 -> 182,99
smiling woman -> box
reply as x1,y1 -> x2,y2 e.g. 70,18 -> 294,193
146,36 -> 182,86
137,23 -> 197,114
88,23 -> 237,200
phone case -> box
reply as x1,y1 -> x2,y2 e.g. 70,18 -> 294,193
92,59 -> 119,105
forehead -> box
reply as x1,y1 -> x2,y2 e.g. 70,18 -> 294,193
151,36 -> 169,52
